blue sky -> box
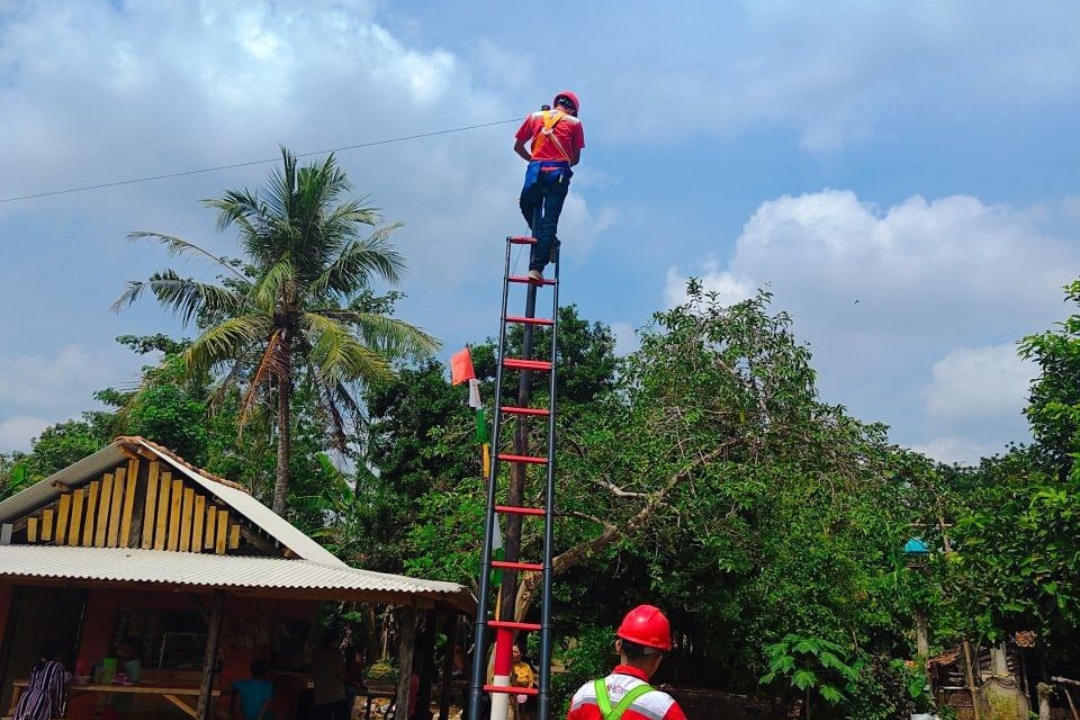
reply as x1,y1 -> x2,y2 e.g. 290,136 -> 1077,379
1,0 -> 1078,463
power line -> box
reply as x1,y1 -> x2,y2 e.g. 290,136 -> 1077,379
1,117 -> 521,204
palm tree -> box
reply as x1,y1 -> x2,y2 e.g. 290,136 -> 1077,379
115,147 -> 439,515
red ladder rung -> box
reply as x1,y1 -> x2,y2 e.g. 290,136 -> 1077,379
503,358 -> 552,371
485,685 -> 539,696
491,560 -> 543,572
489,620 -> 542,632
507,236 -> 537,245
501,406 -> 550,417
506,315 -> 555,326
497,453 -> 548,465
508,276 -> 557,286
496,505 -> 546,516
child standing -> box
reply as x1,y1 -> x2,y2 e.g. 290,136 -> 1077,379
229,660 -> 274,720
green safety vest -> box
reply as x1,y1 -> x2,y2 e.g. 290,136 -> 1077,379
592,679 -> 656,720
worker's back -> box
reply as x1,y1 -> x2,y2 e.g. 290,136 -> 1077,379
566,667 -> 686,720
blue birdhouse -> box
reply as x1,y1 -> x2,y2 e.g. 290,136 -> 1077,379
904,537 -> 931,568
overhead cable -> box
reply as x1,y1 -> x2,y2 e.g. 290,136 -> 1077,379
1,117 -> 521,204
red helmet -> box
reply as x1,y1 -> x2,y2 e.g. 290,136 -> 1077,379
616,605 -> 671,651
553,91 -> 580,116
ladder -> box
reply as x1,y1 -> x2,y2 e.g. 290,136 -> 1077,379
468,233 -> 561,720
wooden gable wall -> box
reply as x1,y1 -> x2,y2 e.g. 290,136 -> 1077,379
12,458 -> 272,556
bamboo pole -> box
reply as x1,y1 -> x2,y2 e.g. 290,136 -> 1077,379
962,640 -> 983,720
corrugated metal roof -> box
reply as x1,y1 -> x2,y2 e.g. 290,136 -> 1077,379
0,443 -> 128,524
0,545 -> 474,612
0,437 -> 343,567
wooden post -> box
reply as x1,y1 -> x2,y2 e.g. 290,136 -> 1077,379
417,612 -> 437,720
962,640 -> 982,720
438,615 -> 458,720
914,611 -> 929,658
396,604 -> 418,720
1038,683 -> 1053,720
196,591 -> 225,720
990,642 -> 1009,677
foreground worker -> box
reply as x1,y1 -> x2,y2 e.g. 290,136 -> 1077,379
513,91 -> 585,283
566,605 -> 687,720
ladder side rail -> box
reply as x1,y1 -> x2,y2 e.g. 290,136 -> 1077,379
467,238 -> 517,720
536,259 -> 561,720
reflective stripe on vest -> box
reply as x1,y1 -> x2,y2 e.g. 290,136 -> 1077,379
593,679 -> 655,720
531,110 -> 572,163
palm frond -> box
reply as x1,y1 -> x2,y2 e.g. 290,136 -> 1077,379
111,270 -> 249,325
309,368 -> 349,451
312,309 -> 440,360
311,226 -> 407,299
185,314 -> 272,376
253,259 -> 296,309
127,231 -> 249,283
300,313 -> 394,384
239,329 -> 289,430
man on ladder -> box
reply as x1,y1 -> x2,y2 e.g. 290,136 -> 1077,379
565,606 -> 687,720
514,91 -> 585,283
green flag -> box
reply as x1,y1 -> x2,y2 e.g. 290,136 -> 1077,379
476,408 -> 489,444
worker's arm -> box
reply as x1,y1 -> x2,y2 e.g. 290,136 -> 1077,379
514,138 -> 532,162
570,148 -> 581,166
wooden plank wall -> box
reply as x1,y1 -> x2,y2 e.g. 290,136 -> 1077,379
20,458 -> 244,554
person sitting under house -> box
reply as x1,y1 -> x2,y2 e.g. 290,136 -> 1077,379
14,640 -> 69,720
101,637 -> 142,720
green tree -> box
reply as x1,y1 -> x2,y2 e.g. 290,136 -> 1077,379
932,279 -> 1080,683
1019,277 -> 1080,478
115,147 -> 438,514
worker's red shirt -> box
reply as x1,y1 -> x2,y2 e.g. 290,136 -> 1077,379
566,666 -> 686,720
516,110 -> 585,163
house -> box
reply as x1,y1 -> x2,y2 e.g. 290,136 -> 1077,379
0,436 -> 474,720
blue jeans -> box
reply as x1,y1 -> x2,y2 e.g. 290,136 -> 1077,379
519,169 -> 569,273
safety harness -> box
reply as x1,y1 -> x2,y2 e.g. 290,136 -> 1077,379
592,679 -> 656,720
531,109 -> 573,163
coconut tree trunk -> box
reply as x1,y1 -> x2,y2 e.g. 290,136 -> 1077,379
273,349 -> 293,516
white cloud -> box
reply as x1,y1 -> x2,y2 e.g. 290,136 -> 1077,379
664,260 -> 755,309
923,344 -> 1035,419
0,345 -> 106,409
0,345 -> 137,451
909,436 -> 992,466
0,415 -> 51,453
558,197 -> 616,265
576,2 -> 1080,150
666,190 -> 1079,457
610,322 -> 640,357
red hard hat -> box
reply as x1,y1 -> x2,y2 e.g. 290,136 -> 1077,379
616,605 -> 671,651
553,90 -> 580,116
